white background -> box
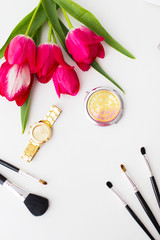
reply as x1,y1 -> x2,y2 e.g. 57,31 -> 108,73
0,0 -> 160,239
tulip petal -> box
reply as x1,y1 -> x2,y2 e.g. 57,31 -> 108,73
36,43 -> 51,72
76,62 -> 90,71
36,43 -> 58,83
0,61 -> 11,96
0,62 -> 31,101
53,44 -> 72,68
66,27 -> 104,47
66,26 -> 105,65
16,75 -> 34,106
53,65 -> 80,97
98,43 -> 105,58
77,26 -> 105,44
53,74 -> 61,98
36,43 -> 73,84
26,37 -> 36,73
5,35 -> 36,72
66,32 -> 89,62
5,35 -> 25,64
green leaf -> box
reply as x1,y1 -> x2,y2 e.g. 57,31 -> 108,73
59,19 -> 69,36
20,26 -> 42,135
52,0 -> 135,59
91,61 -> 125,93
21,95 -> 31,135
41,0 -> 67,50
0,4 -> 47,59
33,27 -> 42,46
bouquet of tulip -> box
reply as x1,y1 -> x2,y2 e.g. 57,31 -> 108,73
0,0 -> 135,133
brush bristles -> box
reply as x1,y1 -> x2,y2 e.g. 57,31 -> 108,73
106,181 -> 113,188
39,179 -> 47,185
140,147 -> 146,155
24,193 -> 49,216
120,164 -> 126,172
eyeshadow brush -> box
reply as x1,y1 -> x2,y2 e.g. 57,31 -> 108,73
0,173 -> 49,216
0,159 -> 47,185
106,181 -> 155,240
140,147 -> 160,208
120,164 -> 160,234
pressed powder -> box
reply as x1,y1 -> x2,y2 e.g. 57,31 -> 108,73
85,87 -> 124,126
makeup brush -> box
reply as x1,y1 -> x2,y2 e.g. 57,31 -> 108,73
140,147 -> 160,208
0,159 -> 47,185
106,181 -> 155,240
0,173 -> 49,216
120,164 -> 160,234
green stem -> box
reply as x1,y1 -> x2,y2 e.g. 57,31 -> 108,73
51,29 -> 57,44
61,8 -> 73,29
25,1 -> 41,35
48,22 -> 52,42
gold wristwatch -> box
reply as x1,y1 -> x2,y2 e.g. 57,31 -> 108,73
21,105 -> 62,163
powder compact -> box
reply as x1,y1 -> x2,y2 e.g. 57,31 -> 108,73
84,87 -> 124,126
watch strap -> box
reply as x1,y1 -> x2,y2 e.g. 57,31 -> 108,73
21,104 -> 62,163
43,104 -> 62,127
21,142 -> 40,163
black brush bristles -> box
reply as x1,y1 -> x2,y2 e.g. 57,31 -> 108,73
24,194 -> 49,216
141,147 -> 146,155
106,181 -> 113,188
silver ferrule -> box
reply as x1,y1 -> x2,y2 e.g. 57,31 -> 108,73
125,171 -> 138,192
143,155 -> 153,177
3,180 -> 29,201
111,187 -> 127,207
19,169 -> 39,182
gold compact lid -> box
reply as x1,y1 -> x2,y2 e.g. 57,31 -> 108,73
84,87 -> 124,126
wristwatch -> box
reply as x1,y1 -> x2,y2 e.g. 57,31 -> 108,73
21,104 -> 62,163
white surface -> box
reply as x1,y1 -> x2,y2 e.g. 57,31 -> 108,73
0,0 -> 160,239
144,0 -> 160,6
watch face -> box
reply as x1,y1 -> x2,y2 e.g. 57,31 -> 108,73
30,122 -> 52,145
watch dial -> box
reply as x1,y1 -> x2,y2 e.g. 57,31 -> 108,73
32,124 -> 50,143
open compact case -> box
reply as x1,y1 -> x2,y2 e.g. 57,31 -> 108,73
84,87 -> 124,126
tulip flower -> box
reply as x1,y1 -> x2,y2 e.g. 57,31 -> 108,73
66,26 -> 105,71
53,65 -> 80,97
0,35 -> 36,106
36,43 -> 72,83
36,42 -> 80,97
5,35 -> 36,73
0,61 -> 33,106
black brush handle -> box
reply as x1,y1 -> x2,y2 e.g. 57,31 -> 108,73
150,176 -> 160,208
0,159 -> 19,172
0,173 -> 7,185
125,205 -> 155,240
135,191 -> 160,234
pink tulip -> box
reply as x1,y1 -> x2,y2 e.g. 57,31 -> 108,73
66,26 -> 105,71
0,35 -> 36,106
0,61 -> 33,106
5,35 -> 36,73
36,43 -> 72,83
53,65 -> 80,97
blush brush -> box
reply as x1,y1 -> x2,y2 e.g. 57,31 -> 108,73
106,181 -> 155,240
120,164 -> 160,234
140,147 -> 160,208
0,173 -> 49,216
